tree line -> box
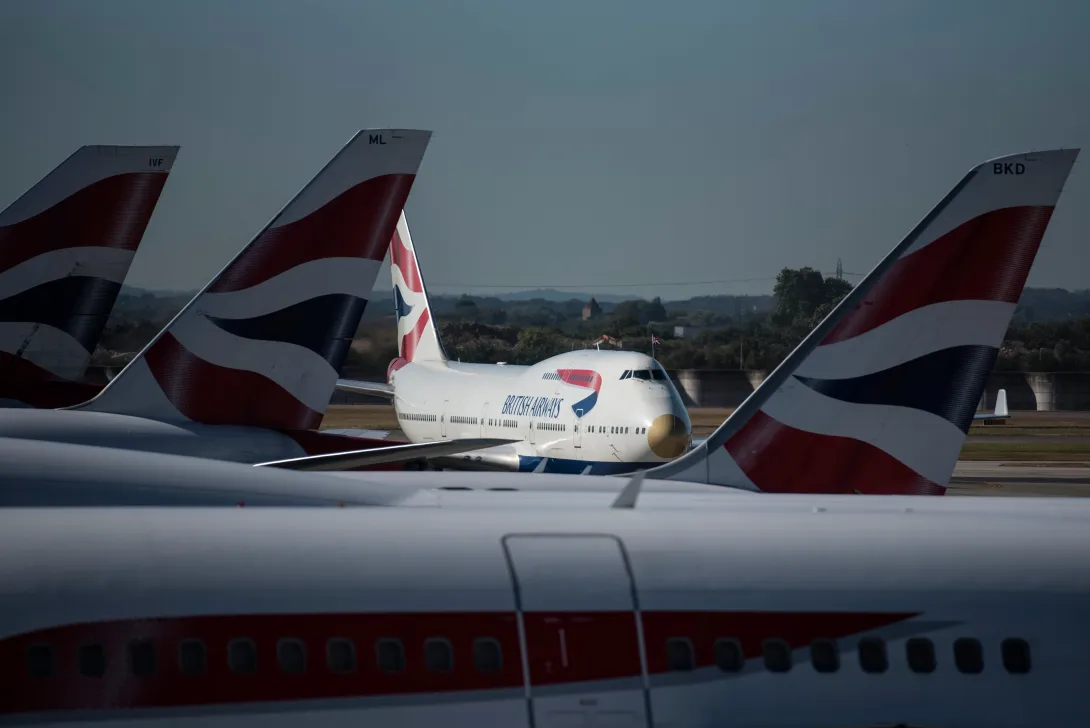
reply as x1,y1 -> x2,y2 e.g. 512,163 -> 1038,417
95,274 -> 1090,376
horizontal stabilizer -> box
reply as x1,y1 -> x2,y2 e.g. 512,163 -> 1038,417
335,378 -> 395,398
254,437 -> 519,471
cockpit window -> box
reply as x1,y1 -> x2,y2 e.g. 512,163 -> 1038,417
632,370 -> 651,381
620,370 -> 631,380
651,368 -> 668,381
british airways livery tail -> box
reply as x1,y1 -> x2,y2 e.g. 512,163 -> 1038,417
79,131 -> 431,432
0,145 -> 178,408
648,149 -> 1078,494
0,130 -> 503,467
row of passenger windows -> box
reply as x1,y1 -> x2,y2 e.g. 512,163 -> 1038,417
25,636 -> 504,679
399,412 -> 437,422
664,636 -> 1032,675
24,634 -> 1032,681
535,422 -> 568,432
487,418 -> 518,428
591,425 -> 646,435
450,416 -> 478,425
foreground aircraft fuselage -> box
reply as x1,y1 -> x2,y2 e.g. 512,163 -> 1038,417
3,505 -> 1088,726
0,407 -> 393,463
387,349 -> 692,474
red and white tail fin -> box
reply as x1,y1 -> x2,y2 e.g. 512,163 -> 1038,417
390,211 -> 447,366
648,149 -> 1079,495
0,145 -> 178,391
79,130 -> 431,430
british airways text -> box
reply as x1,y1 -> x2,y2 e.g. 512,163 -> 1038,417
501,395 -> 564,418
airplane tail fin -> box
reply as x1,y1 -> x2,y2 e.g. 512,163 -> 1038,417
78,130 -> 431,431
994,388 -> 1009,418
0,145 -> 178,386
390,211 -> 447,369
648,149 -> 1078,494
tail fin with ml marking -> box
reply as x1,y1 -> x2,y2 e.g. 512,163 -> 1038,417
78,130 -> 431,431
0,145 -> 178,405
648,149 -> 1078,494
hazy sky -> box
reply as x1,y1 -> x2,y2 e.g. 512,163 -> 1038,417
2,0 -> 1087,298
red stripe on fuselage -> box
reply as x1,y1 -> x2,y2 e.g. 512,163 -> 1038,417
144,333 -> 324,431
209,175 -> 415,294
725,409 -> 946,495
0,173 -> 167,273
824,206 -> 1054,344
0,610 -> 918,715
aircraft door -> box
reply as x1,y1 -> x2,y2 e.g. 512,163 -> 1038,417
502,535 -> 652,728
529,419 -> 536,445
441,400 -> 449,438
574,409 -> 583,448
480,402 -> 489,438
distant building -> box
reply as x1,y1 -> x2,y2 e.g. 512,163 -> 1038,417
582,297 -> 603,321
674,325 -> 705,339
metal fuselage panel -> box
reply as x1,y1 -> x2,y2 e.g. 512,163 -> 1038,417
2,505 -> 1089,726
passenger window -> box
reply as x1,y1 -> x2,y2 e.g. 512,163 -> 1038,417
277,638 -> 307,675
26,644 -> 53,678
424,638 -> 453,674
179,639 -> 207,675
714,638 -> 743,672
327,638 -> 356,674
228,639 -> 257,675
763,639 -> 791,673
79,644 -> 107,678
128,639 -> 156,677
954,638 -> 984,674
905,638 -> 935,674
810,638 -> 839,673
1001,638 -> 1031,674
665,638 -> 694,671
473,638 -> 503,673
858,637 -> 887,673
376,638 -> 405,674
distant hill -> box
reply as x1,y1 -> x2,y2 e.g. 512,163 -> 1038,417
112,286 -> 1090,325
1013,288 -> 1090,323
483,289 -> 641,303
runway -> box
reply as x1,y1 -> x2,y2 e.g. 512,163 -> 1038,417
949,461 -> 1090,497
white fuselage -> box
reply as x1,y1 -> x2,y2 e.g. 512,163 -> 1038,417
0,407 -> 375,463
391,350 -> 692,474
3,504 -> 1089,727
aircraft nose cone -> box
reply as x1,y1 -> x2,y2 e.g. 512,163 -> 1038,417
647,414 -> 690,459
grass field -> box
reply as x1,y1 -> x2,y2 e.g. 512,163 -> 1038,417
321,405 -> 1090,462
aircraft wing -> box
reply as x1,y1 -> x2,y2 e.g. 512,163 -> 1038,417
335,379 -> 395,398
254,438 -> 520,472
322,428 -> 398,440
